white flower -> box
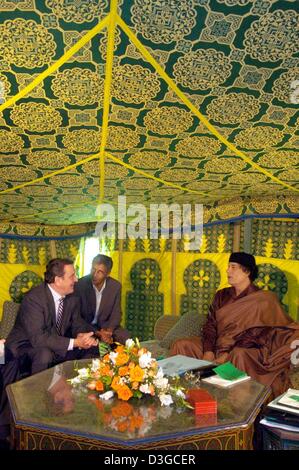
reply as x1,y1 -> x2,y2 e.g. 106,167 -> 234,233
125,338 -> 135,349
99,390 -> 114,400
139,383 -> 152,394
159,394 -> 173,406
90,359 -> 101,372
109,351 -> 118,364
176,389 -> 186,399
139,352 -> 153,369
77,368 -> 89,378
69,376 -> 82,385
154,377 -> 169,391
156,367 -> 164,379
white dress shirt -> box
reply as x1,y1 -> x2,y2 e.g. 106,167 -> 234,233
48,285 -> 74,350
91,280 -> 106,325
0,340 -> 5,365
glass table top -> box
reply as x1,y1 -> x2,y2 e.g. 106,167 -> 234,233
7,359 -> 270,444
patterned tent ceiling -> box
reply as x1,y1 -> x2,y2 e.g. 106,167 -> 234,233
0,0 -> 298,226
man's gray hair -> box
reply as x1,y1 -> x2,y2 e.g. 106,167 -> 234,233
92,254 -> 113,272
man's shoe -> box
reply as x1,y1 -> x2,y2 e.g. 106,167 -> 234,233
0,424 -> 10,439
0,438 -> 10,450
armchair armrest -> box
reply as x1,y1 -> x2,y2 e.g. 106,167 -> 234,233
0,301 -> 20,339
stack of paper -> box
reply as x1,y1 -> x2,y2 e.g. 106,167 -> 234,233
276,389 -> 299,411
267,389 -> 299,416
261,389 -> 299,433
202,362 -> 250,388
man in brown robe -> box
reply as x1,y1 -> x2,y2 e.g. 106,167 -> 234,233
170,252 -> 299,397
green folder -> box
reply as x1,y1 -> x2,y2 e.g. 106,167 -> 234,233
289,395 -> 299,402
213,362 -> 247,381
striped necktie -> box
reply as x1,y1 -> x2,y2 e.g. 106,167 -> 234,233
56,297 -> 64,335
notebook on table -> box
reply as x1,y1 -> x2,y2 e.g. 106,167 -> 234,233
267,389 -> 299,416
202,362 -> 250,388
157,355 -> 215,377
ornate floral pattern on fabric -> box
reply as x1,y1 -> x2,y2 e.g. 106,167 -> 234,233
46,0 -> 108,23
131,0 -> 197,44
51,68 -> 105,105
9,270 -> 43,302
0,0 -> 297,224
0,18 -> 56,67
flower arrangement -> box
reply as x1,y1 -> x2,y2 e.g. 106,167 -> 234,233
70,338 -> 190,408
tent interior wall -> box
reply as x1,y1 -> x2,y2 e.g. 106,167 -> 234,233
0,0 -> 298,341
0,216 -> 298,342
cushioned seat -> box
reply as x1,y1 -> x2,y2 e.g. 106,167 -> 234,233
141,311 -> 206,358
0,301 -> 20,339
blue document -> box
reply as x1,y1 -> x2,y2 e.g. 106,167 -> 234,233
157,355 -> 214,377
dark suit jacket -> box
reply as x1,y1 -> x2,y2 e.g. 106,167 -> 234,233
6,283 -> 93,358
74,276 -> 122,331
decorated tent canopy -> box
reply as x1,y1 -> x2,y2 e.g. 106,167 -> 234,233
0,1 -> 298,337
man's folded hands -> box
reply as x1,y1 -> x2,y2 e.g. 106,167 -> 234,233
94,328 -> 113,344
75,332 -> 98,349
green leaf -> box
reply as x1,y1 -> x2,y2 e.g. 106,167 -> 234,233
98,342 -> 111,357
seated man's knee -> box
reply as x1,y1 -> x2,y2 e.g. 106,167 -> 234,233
170,336 -> 203,358
170,338 -> 185,350
230,347 -> 250,364
231,347 -> 248,357
31,348 -> 54,372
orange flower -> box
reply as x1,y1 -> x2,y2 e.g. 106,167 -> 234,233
111,376 -> 121,391
115,352 -> 129,366
132,381 -> 139,390
129,365 -> 144,382
117,385 -> 133,401
95,380 -> 104,392
118,366 -> 129,377
103,354 -> 110,363
115,345 -> 124,353
111,402 -> 133,418
100,365 -> 111,376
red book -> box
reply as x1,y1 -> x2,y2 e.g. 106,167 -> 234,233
186,389 -> 217,415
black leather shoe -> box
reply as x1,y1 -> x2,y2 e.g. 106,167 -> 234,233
0,438 -> 10,450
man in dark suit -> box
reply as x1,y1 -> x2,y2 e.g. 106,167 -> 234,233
74,254 -> 130,345
6,258 -> 99,375
0,339 -> 21,447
